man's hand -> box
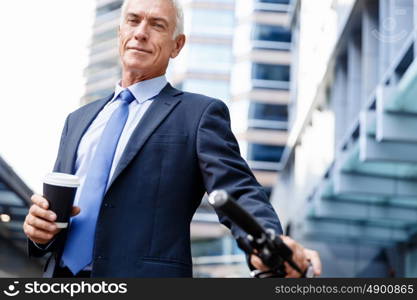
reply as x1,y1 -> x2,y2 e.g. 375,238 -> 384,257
250,235 -> 322,278
23,194 -> 80,245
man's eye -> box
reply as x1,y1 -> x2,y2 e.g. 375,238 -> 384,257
154,23 -> 164,29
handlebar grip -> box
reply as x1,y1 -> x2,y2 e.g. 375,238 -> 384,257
208,190 -> 266,239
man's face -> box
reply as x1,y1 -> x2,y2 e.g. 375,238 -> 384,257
119,0 -> 185,78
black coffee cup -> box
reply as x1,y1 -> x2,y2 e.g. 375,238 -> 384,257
43,173 -> 80,228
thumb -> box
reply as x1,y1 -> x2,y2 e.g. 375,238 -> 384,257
70,206 -> 81,217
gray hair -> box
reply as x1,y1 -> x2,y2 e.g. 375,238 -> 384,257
120,0 -> 184,38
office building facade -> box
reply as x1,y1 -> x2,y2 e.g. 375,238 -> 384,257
274,0 -> 417,276
230,0 -> 292,197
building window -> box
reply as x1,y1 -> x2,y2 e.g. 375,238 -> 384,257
252,24 -> 291,43
188,44 -> 232,73
248,144 -> 285,162
252,63 -> 290,81
190,9 -> 234,37
182,79 -> 229,101
249,103 -> 288,122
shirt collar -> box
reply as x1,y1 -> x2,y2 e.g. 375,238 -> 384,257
111,75 -> 168,104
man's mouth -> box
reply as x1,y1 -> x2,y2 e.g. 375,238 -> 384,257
127,47 -> 152,54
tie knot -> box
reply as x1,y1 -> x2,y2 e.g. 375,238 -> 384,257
119,89 -> 136,104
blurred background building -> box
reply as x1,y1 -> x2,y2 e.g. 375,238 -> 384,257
0,156 -> 42,276
230,0 -> 292,198
274,0 -> 417,277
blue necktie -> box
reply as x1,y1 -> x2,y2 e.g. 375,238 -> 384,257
62,89 -> 136,275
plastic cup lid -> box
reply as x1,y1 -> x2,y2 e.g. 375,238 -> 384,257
43,172 -> 80,188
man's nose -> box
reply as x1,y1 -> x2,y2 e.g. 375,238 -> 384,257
134,22 -> 149,42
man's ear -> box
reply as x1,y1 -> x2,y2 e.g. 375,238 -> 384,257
170,34 -> 186,59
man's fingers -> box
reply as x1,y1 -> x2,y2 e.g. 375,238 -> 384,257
71,206 -> 81,217
26,214 -> 57,233
25,194 -> 63,244
249,236 -> 322,278
304,249 -> 322,276
250,255 -> 263,270
281,235 -> 310,277
23,223 -> 54,244
31,194 -> 49,210
281,235 -> 295,248
250,255 -> 269,271
29,204 -> 56,222
284,262 -> 300,278
295,245 -> 310,273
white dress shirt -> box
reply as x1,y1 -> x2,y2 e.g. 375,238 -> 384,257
73,75 -> 168,206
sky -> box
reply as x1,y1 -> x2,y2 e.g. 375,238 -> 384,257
0,1 -> 96,193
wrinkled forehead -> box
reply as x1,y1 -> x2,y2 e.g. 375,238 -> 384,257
124,0 -> 176,25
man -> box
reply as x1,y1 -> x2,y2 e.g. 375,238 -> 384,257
24,0 -> 321,278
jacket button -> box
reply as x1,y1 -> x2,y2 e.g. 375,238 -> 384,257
103,203 -> 109,207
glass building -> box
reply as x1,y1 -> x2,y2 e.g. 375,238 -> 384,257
273,0 -> 417,277
168,0 -> 234,103
82,0 -> 123,104
230,0 -> 292,198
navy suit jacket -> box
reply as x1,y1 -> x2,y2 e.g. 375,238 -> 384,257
28,83 -> 282,277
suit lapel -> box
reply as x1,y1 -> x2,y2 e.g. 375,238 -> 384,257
62,94 -> 114,174
107,84 -> 182,189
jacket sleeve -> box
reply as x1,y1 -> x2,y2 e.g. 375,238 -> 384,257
27,239 -> 58,258
196,99 -> 283,240
27,114 -> 71,258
